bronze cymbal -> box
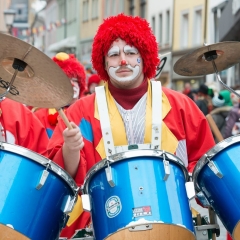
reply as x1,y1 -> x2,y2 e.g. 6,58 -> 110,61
0,33 -> 73,109
173,41 -> 240,76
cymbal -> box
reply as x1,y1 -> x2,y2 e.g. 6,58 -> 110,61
173,41 -> 240,76
0,33 -> 73,109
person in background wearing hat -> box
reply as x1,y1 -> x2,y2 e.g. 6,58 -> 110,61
34,52 -> 87,139
47,14 -> 215,237
0,98 -> 49,156
210,93 -> 232,142
195,84 -> 213,115
84,73 -> 101,95
223,90 -> 240,139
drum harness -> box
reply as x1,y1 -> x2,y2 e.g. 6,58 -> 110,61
95,80 -> 170,186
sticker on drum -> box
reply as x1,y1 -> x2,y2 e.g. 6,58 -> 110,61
82,149 -> 195,240
193,135 -> 240,239
0,142 -> 79,240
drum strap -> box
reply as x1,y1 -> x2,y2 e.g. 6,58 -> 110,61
96,86 -> 116,157
95,81 -> 162,157
151,80 -> 162,150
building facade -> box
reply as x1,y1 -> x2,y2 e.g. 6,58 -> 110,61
148,0 -> 173,87
172,0 -> 207,91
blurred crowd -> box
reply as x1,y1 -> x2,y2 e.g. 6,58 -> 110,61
182,82 -> 240,142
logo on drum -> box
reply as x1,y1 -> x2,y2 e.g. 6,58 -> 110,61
133,206 -> 152,218
105,196 -> 122,218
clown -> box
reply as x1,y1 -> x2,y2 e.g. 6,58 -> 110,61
47,14 -> 215,239
34,52 -> 86,138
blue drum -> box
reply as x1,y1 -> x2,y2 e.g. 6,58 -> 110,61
82,149 -> 195,240
0,143 -> 79,240
193,135 -> 240,240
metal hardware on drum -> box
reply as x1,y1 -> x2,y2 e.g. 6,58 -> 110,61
105,157 -> 115,187
36,159 -> 51,190
162,151 -> 170,180
205,154 -> 223,178
128,224 -> 153,231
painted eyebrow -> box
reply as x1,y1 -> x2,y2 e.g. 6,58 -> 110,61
124,45 -> 139,53
107,46 -> 120,56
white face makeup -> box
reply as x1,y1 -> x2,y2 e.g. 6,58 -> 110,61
71,78 -> 80,99
105,39 -> 144,89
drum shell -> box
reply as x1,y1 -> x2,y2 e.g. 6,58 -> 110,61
0,143 -> 77,240
83,151 -> 194,240
193,136 -> 240,237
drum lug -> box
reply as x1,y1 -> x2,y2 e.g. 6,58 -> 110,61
36,160 -> 52,190
82,194 -> 92,212
207,161 -> 223,178
36,169 -> 49,190
196,191 -> 211,207
185,181 -> 196,200
128,224 -> 153,231
105,159 -> 115,187
162,152 -> 170,180
63,195 -> 76,214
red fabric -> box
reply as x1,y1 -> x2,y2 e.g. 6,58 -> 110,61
0,98 -> 49,156
47,85 -> 215,237
88,74 -> 101,89
34,108 -> 58,131
227,233 -> 232,240
91,14 -> 159,81
108,77 -> 148,109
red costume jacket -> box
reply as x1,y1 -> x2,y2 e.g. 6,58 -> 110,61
0,98 -> 49,156
47,84 -> 215,238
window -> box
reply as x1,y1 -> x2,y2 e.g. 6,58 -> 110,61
152,16 -> 155,35
68,0 -> 76,22
92,0 -> 98,19
159,13 -> 162,44
129,0 -> 134,16
105,0 -> 111,17
193,8 -> 202,46
118,0 -> 124,13
181,12 -> 189,48
83,0 -> 89,21
140,0 -> 146,18
165,10 -> 170,44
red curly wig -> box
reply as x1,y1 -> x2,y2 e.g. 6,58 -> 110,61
91,14 -> 160,81
52,52 -> 86,97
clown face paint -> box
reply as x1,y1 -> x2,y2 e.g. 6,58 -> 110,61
105,39 -> 144,89
71,78 -> 80,99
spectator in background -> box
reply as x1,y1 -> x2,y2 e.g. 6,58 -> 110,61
195,84 -> 213,115
219,89 -> 233,106
210,92 -> 232,142
84,74 -> 101,95
34,52 -> 87,138
182,82 -> 194,100
223,90 -> 240,139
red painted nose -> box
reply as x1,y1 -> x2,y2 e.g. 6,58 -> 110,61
120,59 -> 127,65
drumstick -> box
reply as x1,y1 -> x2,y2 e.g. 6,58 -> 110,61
57,108 -> 73,129
206,114 -> 224,143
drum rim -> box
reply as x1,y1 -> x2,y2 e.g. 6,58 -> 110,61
82,149 -> 188,194
0,142 -> 79,194
192,134 -> 240,191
